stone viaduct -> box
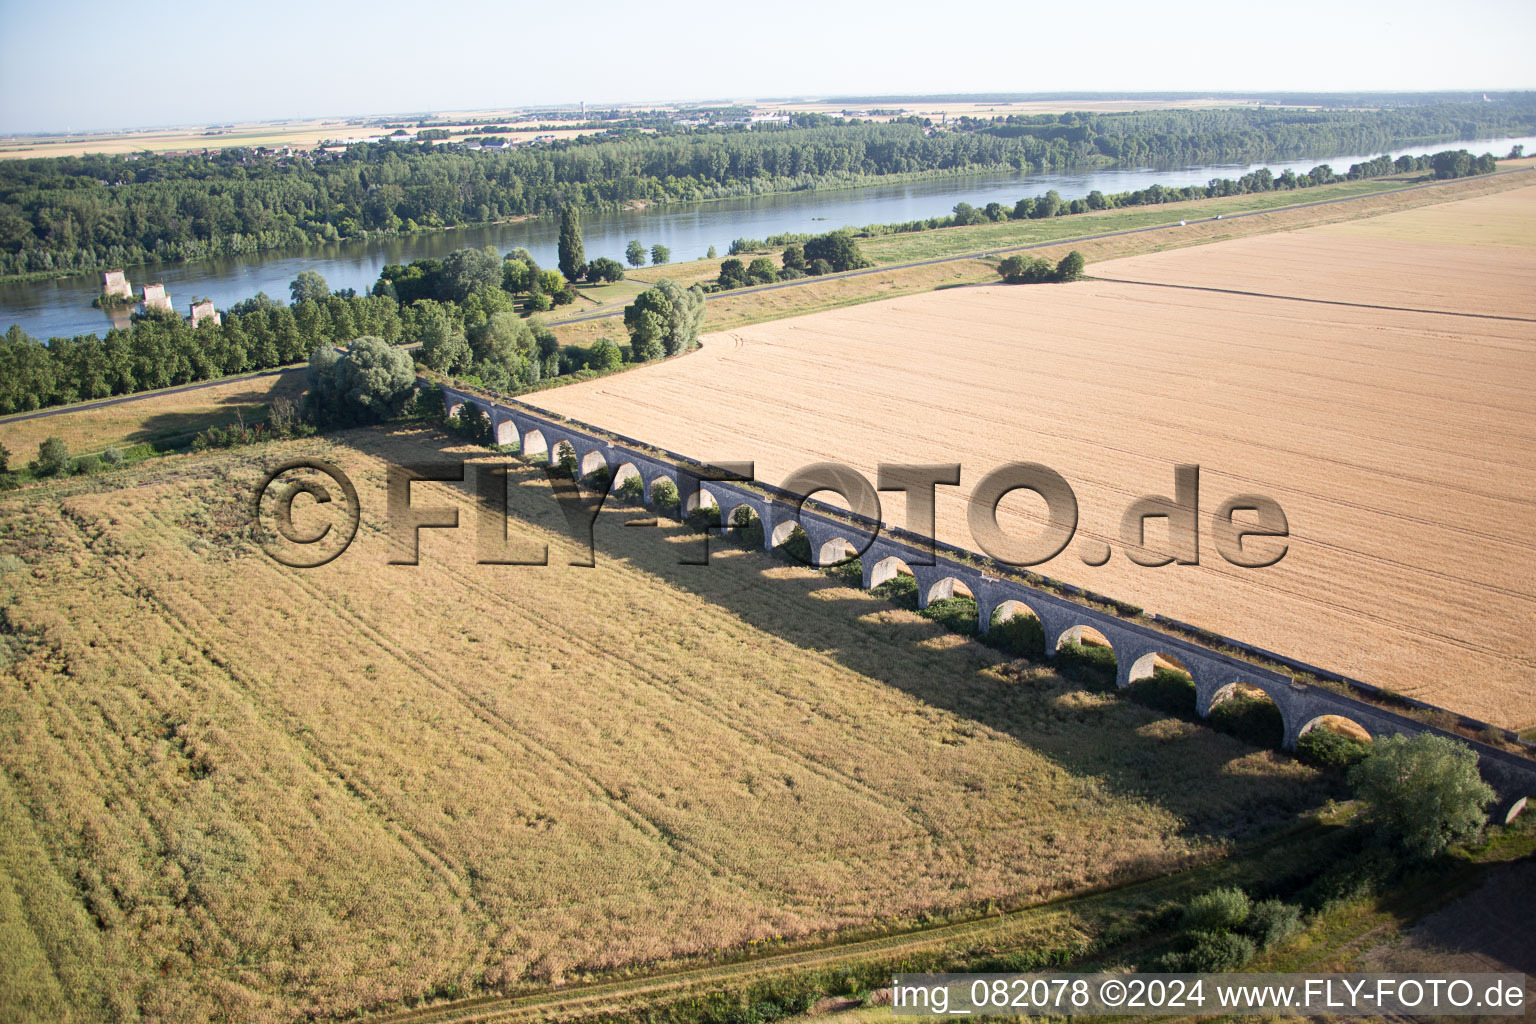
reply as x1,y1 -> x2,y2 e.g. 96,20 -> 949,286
440,383 -> 1536,823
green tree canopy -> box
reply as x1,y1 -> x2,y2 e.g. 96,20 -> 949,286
557,207 -> 585,281
441,246 -> 503,302
289,270 -> 330,304
625,240 -> 646,267
306,336 -> 415,425
650,243 -> 670,266
1348,733 -> 1494,858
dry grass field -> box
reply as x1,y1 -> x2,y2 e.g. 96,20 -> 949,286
0,429 -> 1327,1022
0,370 -> 305,458
527,187 -> 1536,730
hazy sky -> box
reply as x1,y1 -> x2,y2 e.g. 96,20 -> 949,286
2,0 -> 1532,133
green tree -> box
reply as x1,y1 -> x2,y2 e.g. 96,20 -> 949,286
588,338 -> 623,371
625,240 -> 646,267
1348,733 -> 1495,858
306,337 -> 416,425
1032,190 -> 1064,218
1055,251 -> 1086,281
557,207 -> 585,281
623,288 -> 672,361
706,245 -> 718,259
746,257 -> 778,283
586,257 -> 625,283
441,246 -> 503,302
0,440 -> 9,473
502,257 -> 533,293
781,243 -> 806,272
803,230 -> 868,272
289,270 -> 329,304
717,258 -> 749,289
650,243 -> 670,266
34,436 -> 70,477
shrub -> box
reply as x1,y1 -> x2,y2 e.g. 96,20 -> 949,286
1055,639 -> 1116,689
1208,691 -> 1285,748
74,454 -> 103,475
1056,250 -> 1086,281
923,596 -> 979,637
1245,898 -> 1303,950
686,506 -> 721,533
650,477 -> 679,513
1176,930 -> 1257,972
806,258 -> 833,276
101,447 -> 125,467
613,474 -> 644,504
1348,733 -> 1494,858
1296,726 -> 1370,772
728,506 -> 763,547
1126,667 -> 1197,717
1183,887 -> 1252,933
34,436 -> 71,476
0,441 -> 9,473
987,612 -> 1044,659
775,524 -> 812,563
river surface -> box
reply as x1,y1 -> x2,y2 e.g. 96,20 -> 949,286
5,133 -> 1533,340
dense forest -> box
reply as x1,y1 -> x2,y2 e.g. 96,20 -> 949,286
2,99 -> 1533,279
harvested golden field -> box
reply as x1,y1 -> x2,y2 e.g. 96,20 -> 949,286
527,192 -> 1536,730
1095,184 -> 1536,317
0,369 -> 305,459
0,429 -> 1324,1022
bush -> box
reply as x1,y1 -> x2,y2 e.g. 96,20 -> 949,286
1126,667 -> 1197,717
33,437 -> 71,476
1296,726 -> 1370,772
1056,250 -> 1086,281
806,258 -> 833,276
101,447 -> 124,467
613,474 -> 644,504
1348,733 -> 1494,858
1054,639 -> 1116,689
987,611 -> 1044,659
1172,930 -> 1257,972
1245,898 -> 1303,950
1183,887 -> 1252,933
728,506 -> 763,547
74,454 -> 102,475
1208,691 -> 1285,748
650,477 -> 679,513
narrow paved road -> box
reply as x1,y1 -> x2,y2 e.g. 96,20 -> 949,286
4,167 -> 1526,426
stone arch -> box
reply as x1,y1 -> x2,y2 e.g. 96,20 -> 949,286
1056,623 -> 1113,652
579,449 -> 608,479
815,535 -> 860,568
867,554 -> 915,590
986,598 -> 1046,657
1128,650 -> 1193,686
610,462 -> 642,498
722,503 -> 763,540
770,519 -> 803,549
684,486 -> 721,515
923,575 -> 974,607
522,428 -> 549,461
550,439 -> 577,464
494,417 -> 517,447
446,399 -> 466,420
1297,714 -> 1373,743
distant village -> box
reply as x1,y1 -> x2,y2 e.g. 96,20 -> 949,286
101,270 -> 220,326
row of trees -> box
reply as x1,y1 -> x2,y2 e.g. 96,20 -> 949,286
997,250 -> 1085,284
4,100 -> 1530,277
714,231 -> 871,290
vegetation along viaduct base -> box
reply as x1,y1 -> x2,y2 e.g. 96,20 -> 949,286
439,383 -> 1536,823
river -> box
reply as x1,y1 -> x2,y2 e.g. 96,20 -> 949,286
4,133 -> 1533,341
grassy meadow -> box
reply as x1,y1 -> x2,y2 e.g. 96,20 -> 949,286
0,426 -> 1334,1022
